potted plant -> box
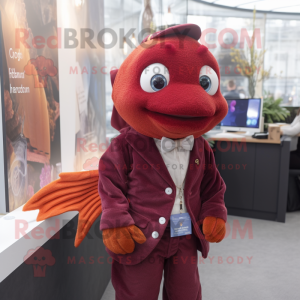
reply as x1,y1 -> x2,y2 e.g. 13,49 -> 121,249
230,9 -> 271,98
262,93 -> 290,130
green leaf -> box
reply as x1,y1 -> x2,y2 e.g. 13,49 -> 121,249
262,91 -> 290,127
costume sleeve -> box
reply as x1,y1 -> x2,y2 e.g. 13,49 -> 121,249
198,142 -> 227,222
98,134 -> 134,230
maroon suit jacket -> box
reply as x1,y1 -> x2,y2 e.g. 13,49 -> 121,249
98,127 -> 227,265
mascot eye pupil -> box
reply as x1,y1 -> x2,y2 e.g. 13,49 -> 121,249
140,63 -> 169,93
151,74 -> 167,91
199,75 -> 211,92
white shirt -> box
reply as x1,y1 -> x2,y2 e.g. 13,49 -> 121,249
281,115 -> 300,136
154,137 -> 192,215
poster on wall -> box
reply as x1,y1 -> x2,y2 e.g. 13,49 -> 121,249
0,0 -> 61,212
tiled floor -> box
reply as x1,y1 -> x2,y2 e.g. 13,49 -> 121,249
101,211 -> 300,300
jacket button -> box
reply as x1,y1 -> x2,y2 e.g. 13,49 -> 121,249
165,187 -> 172,195
159,217 -> 166,224
152,231 -> 159,239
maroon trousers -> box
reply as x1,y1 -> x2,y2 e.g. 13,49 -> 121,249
112,227 -> 202,300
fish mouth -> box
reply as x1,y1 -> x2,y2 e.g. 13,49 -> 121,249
146,110 -> 208,121
142,108 -> 216,138
172,114 -> 201,119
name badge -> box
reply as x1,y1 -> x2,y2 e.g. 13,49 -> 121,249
170,213 -> 192,237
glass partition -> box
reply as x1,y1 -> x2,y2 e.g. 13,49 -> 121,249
264,19 -> 300,106
103,0 -> 300,139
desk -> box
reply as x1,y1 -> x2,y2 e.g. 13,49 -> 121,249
208,134 -> 290,222
0,206 -> 111,299
209,135 -> 281,144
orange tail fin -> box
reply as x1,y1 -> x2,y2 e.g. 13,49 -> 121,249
23,170 -> 102,247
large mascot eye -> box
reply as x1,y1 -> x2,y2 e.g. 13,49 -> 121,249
199,65 -> 219,95
140,63 -> 170,93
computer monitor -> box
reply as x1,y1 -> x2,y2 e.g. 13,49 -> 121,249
220,98 -> 262,134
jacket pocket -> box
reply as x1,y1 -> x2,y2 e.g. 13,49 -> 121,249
129,208 -> 150,229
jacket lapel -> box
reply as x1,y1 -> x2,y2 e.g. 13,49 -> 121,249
125,128 -> 175,187
184,137 -> 204,197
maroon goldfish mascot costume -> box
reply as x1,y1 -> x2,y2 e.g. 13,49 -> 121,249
23,24 -> 228,300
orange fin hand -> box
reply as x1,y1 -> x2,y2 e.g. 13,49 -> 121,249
203,216 -> 226,243
102,225 -> 147,254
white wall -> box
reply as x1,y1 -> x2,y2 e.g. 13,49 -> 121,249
57,1 -> 77,172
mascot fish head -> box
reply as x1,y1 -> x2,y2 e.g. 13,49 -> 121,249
110,24 -> 228,139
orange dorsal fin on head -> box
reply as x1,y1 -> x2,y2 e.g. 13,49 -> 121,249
23,170 -> 102,247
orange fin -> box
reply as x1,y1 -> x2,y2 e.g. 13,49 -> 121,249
23,170 -> 102,247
